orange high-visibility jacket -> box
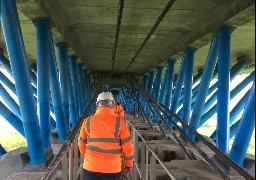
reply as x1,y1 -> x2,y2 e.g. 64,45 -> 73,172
78,107 -> 133,173
113,104 -> 125,120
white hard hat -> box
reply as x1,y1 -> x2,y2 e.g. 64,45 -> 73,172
96,92 -> 114,103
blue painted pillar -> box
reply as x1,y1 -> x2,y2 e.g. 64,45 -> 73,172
159,61 -> 168,103
57,43 -> 70,131
202,60 -> 248,115
171,53 -> 187,114
0,102 -> 25,137
200,71 -> 254,128
140,75 -> 148,104
182,48 -> 196,132
81,68 -> 88,108
210,89 -> 251,140
1,0 -> 46,164
0,52 -> 13,76
229,81 -> 255,166
69,56 -> 80,118
77,63 -> 84,115
229,118 -> 242,140
83,69 -> 89,106
121,87 -> 128,111
48,21 -> 67,139
229,71 -> 255,100
0,144 -> 7,156
0,71 -> 16,95
0,83 -> 21,118
67,59 -> 78,128
146,71 -> 154,93
188,35 -> 218,140
164,59 -> 176,110
217,26 -> 233,153
35,19 -> 51,148
0,54 -> 38,94
142,74 -> 149,107
152,66 -> 163,100
0,74 -> 56,130
145,71 -> 154,117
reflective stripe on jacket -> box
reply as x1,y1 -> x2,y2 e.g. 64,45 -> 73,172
113,104 -> 125,120
78,107 -> 133,173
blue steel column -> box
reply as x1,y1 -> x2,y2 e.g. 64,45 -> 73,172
0,83 -> 21,118
0,71 -> 16,95
182,48 -> 196,132
0,102 -> 25,137
0,52 -> 13,76
229,82 -> 255,166
0,144 -> 7,156
69,56 -> 80,117
35,19 -> 51,148
81,68 -> 88,109
217,26 -> 233,153
121,87 -> 128,111
145,71 -> 154,117
67,59 -> 78,128
1,0 -> 46,163
202,60 -> 248,115
152,66 -> 163,100
200,71 -> 254,127
144,71 -> 154,107
83,69 -> 89,106
140,75 -> 148,108
210,89 -> 251,140
57,43 -> 70,131
77,63 -> 84,115
164,59 -> 176,109
188,35 -> 219,140
48,21 -> 67,139
171,54 -> 186,114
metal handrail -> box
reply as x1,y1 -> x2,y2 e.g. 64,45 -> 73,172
127,119 -> 176,180
140,86 -> 254,180
41,93 -> 97,179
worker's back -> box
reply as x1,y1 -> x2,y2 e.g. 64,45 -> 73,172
78,92 -> 133,179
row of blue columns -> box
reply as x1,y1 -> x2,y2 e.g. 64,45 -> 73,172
0,0 -> 93,164
139,25 -> 254,167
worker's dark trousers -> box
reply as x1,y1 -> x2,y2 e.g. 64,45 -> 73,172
83,169 -> 122,180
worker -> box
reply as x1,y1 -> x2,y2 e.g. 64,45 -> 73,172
112,90 -> 125,120
78,92 -> 134,180
113,94 -> 124,119
114,103 -> 125,120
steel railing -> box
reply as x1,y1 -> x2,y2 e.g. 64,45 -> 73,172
41,93 -> 97,180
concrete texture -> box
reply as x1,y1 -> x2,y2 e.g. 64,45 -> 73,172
126,114 -> 255,179
0,0 -> 254,78
0,147 -> 53,180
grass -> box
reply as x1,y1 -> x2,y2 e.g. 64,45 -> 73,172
198,124 -> 255,155
0,129 -> 27,152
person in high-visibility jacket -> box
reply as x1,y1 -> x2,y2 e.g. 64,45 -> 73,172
113,103 -> 125,120
112,90 -> 125,120
78,92 -> 133,180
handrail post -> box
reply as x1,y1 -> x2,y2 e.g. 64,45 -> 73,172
132,128 -> 138,180
146,148 -> 149,180
62,154 -> 69,180
141,142 -> 146,179
73,141 -> 79,179
150,154 -> 156,180
69,144 -> 74,180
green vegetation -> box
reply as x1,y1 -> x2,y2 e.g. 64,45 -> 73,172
198,124 -> 255,155
0,124 -> 254,155
0,129 -> 27,152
